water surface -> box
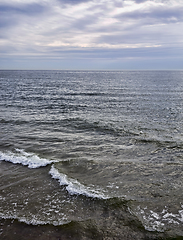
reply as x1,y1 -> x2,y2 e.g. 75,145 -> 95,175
0,70 -> 183,239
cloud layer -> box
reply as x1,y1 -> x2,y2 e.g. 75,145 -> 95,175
0,0 -> 183,69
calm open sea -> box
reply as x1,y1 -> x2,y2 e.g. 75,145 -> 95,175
0,70 -> 183,239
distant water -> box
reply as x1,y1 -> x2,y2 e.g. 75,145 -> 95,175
0,70 -> 183,239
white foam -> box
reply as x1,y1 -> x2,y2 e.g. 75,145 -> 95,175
0,213 -> 68,226
49,165 -> 109,199
135,205 -> 183,232
0,149 -> 54,168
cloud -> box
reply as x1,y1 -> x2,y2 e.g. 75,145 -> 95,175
0,0 -> 183,69
58,0 -> 92,4
0,3 -> 45,15
0,2 -> 46,29
116,3 -> 183,24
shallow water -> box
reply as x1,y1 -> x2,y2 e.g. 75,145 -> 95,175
0,70 -> 183,239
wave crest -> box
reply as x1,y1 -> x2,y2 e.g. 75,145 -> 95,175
49,165 -> 109,199
0,149 -> 54,168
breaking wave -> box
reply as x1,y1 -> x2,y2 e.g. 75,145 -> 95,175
0,149 -> 55,168
49,165 -> 109,199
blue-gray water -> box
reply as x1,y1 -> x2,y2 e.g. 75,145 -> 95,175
0,70 -> 183,239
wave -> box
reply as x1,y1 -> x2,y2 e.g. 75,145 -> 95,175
67,92 -> 107,97
0,118 -> 29,125
0,149 -> 55,168
56,117 -> 136,138
0,213 -> 69,226
49,165 -> 109,199
135,135 -> 183,148
133,205 -> 183,233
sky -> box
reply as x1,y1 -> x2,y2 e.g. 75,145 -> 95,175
0,0 -> 183,70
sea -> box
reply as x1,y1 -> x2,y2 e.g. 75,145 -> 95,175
0,70 -> 183,240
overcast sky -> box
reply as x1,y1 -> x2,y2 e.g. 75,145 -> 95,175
0,0 -> 183,70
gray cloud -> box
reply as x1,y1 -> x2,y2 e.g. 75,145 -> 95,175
58,0 -> 92,4
117,5 -> 183,24
133,0 -> 147,3
0,3 -> 46,16
0,2 -> 47,32
0,0 -> 183,69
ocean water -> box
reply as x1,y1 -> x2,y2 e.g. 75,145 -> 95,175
0,70 -> 183,239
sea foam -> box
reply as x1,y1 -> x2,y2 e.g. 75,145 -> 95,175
0,149 -> 53,168
49,165 -> 109,199
134,205 -> 183,232
0,212 -> 69,226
